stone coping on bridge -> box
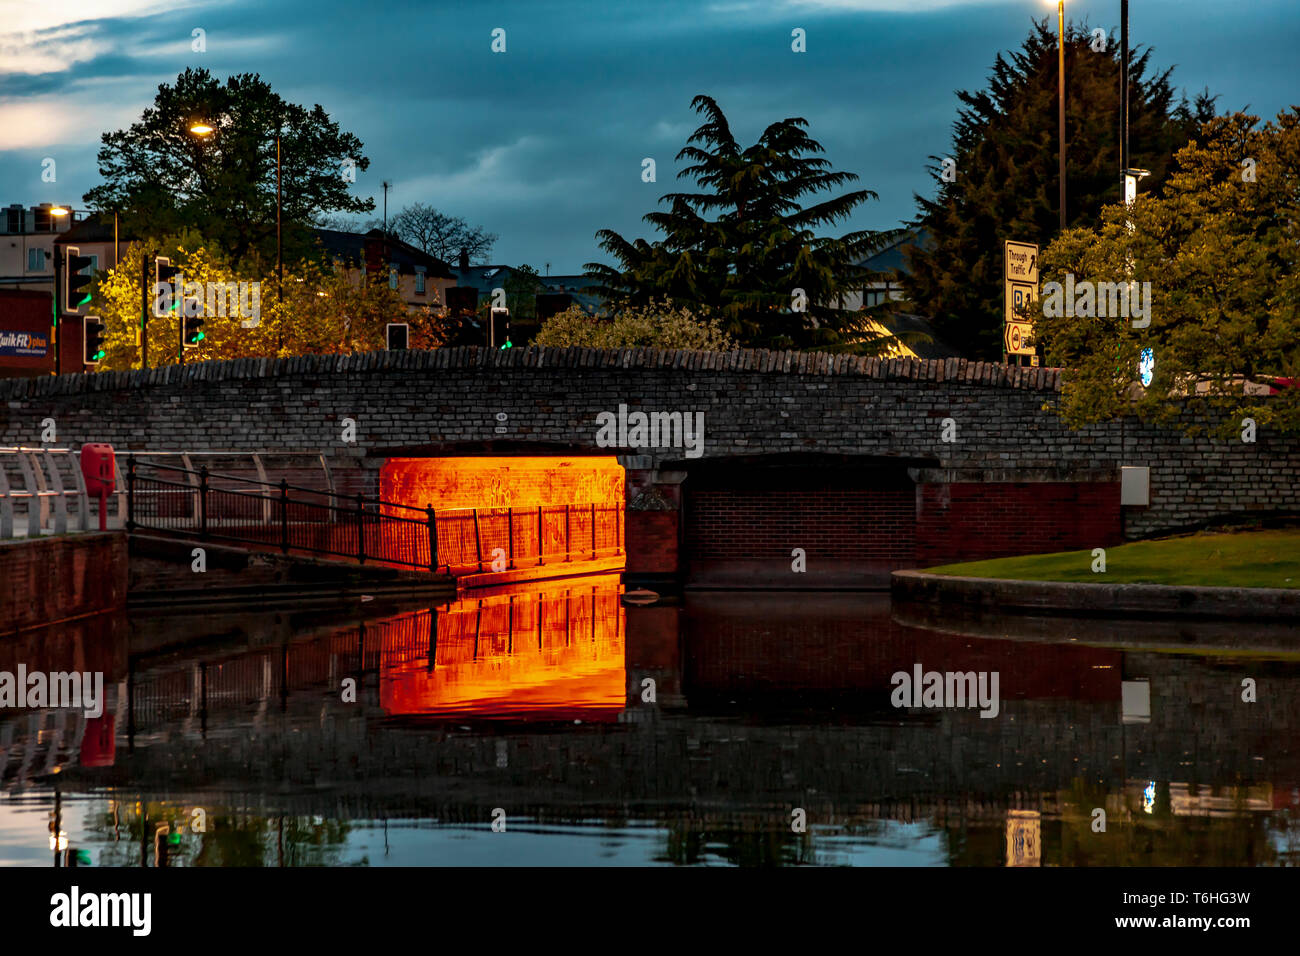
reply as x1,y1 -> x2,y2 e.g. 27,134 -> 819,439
0,346 -> 1064,399
891,568 -> 1300,621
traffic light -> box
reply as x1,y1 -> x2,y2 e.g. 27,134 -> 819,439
386,322 -> 409,350
83,315 -> 106,364
64,246 -> 94,313
153,256 -> 181,317
183,311 -> 205,348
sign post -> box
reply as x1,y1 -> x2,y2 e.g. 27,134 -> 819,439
1003,240 -> 1039,366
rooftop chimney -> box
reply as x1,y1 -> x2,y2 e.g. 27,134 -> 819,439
458,247 -> 470,272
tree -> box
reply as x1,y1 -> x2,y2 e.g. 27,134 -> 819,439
502,264 -> 543,325
389,203 -> 497,263
903,19 -> 1217,359
89,234 -> 428,369
533,300 -> 737,350
84,68 -> 373,268
586,95 -> 894,352
1036,109 -> 1300,436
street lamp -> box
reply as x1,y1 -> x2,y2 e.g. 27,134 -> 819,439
190,119 -> 282,304
1047,0 -> 1067,231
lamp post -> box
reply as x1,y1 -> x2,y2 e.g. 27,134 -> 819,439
1120,0 -> 1129,183
1049,0 -> 1067,231
189,120 -> 282,302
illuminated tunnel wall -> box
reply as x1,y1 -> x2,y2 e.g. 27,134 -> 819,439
380,456 -> 624,511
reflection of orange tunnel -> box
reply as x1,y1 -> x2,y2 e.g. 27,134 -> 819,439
379,578 -> 627,720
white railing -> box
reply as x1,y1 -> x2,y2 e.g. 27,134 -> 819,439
0,449 -> 336,540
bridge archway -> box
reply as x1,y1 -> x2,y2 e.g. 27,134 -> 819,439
671,453 -> 936,590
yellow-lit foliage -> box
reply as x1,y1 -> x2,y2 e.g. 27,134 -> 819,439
89,237 -> 445,369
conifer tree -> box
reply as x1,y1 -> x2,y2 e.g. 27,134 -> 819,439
587,95 -> 898,351
904,19 -> 1216,359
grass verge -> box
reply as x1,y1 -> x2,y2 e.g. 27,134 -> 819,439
924,530 -> 1300,588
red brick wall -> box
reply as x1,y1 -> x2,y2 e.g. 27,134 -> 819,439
687,488 -> 915,563
0,533 -> 127,634
625,511 -> 678,577
683,485 -> 915,587
915,481 -> 1122,566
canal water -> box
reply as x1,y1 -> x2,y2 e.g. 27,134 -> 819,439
2,575 -> 1297,866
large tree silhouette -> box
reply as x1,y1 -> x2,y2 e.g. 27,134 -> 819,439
587,95 -> 901,352
85,68 -> 373,268
904,19 -> 1217,359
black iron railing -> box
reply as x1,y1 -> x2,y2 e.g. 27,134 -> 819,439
125,458 -> 623,574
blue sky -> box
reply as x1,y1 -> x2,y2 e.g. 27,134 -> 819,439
0,0 -> 1295,272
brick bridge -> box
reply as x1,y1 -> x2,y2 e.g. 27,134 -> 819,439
3,347 -> 1297,587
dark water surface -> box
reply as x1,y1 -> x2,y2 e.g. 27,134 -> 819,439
3,575 -> 1298,866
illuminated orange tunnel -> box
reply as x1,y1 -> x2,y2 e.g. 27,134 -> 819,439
378,577 -> 627,720
380,456 -> 626,573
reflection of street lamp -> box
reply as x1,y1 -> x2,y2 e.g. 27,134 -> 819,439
190,120 -> 282,304
1047,0 -> 1067,231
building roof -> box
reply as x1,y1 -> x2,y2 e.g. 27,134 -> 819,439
449,264 -> 527,294
857,227 -> 931,275
52,213 -> 136,245
313,228 -> 455,278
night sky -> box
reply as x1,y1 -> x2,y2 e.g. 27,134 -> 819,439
1,0 -> 1296,271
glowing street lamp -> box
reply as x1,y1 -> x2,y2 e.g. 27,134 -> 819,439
1046,0 -> 1067,231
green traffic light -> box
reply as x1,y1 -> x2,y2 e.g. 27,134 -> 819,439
92,350 -> 105,361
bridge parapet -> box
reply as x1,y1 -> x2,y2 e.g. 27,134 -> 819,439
1,347 -> 1296,555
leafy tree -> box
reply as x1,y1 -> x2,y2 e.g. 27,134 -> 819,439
904,19 -> 1217,359
389,202 -> 497,263
586,95 -> 893,352
89,234 -> 426,369
502,264 -> 544,325
1036,109 -> 1300,436
84,68 -> 373,269
533,299 -> 737,350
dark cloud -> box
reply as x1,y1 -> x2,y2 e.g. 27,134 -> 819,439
2,0 -> 1296,270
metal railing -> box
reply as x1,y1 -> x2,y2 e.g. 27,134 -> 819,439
125,458 -> 624,574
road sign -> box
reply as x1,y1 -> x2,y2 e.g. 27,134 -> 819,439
1004,241 -> 1039,359
1004,241 -> 1038,283
1004,280 -> 1037,356
1004,321 -> 1033,355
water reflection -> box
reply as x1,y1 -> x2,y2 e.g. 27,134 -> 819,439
1,584 -> 1298,866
